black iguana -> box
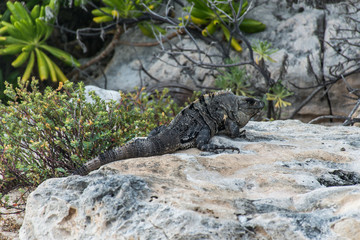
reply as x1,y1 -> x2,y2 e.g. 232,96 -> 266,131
74,90 -> 264,175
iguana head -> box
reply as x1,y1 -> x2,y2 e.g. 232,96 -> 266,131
200,91 -> 264,128
227,95 -> 264,127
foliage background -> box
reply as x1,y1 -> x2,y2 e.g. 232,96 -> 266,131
0,80 -> 181,193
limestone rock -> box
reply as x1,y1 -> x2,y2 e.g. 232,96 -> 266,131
141,38 -> 221,88
84,85 -> 121,104
92,29 -> 220,92
20,120 -> 360,239
245,0 -> 360,119
95,27 -> 160,91
245,1 -> 323,88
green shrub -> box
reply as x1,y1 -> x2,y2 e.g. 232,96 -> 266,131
266,80 -> 293,108
0,79 -> 181,192
215,58 -> 253,97
252,40 -> 278,64
215,48 -> 293,119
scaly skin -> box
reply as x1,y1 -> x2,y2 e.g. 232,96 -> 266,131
73,90 -> 264,175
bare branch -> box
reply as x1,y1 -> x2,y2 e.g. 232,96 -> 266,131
308,115 -> 360,124
343,99 -> 360,126
118,31 -> 180,47
68,25 -> 123,79
289,85 -> 324,119
341,74 -> 360,98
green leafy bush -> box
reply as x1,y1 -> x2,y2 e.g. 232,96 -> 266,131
215,42 -> 293,119
251,41 -> 293,118
0,79 -> 180,192
215,58 -> 253,97
266,80 -> 293,108
252,40 -> 278,64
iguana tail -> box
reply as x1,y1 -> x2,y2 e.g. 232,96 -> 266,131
73,135 -> 179,176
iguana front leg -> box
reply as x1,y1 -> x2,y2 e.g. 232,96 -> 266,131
219,118 -> 246,138
196,127 -> 240,153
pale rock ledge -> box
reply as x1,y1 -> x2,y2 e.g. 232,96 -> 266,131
20,120 -> 360,239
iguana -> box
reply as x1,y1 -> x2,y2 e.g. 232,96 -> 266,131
73,90 -> 264,175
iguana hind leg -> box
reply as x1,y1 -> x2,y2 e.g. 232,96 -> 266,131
148,125 -> 167,137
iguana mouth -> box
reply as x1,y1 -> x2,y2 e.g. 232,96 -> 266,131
249,101 -> 265,109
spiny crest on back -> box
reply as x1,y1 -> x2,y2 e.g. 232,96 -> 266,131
192,89 -> 233,104
203,89 -> 233,98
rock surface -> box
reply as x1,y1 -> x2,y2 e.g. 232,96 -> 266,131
90,28 -> 221,92
20,120 -> 360,239
84,85 -> 121,104
244,0 -> 360,119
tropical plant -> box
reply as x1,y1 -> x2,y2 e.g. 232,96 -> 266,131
91,0 -> 165,38
180,0 -> 266,51
252,40 -> 278,64
266,81 -> 293,109
71,0 -> 89,6
0,1 -> 81,83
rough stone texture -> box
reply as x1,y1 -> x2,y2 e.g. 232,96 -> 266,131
323,2 -> 360,77
94,27 -> 160,91
141,38 -> 222,89
245,0 -> 323,87
90,29 -> 221,92
244,0 -> 360,119
20,120 -> 360,239
84,85 -> 121,104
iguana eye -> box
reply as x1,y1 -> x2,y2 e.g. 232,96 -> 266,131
245,98 -> 255,105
